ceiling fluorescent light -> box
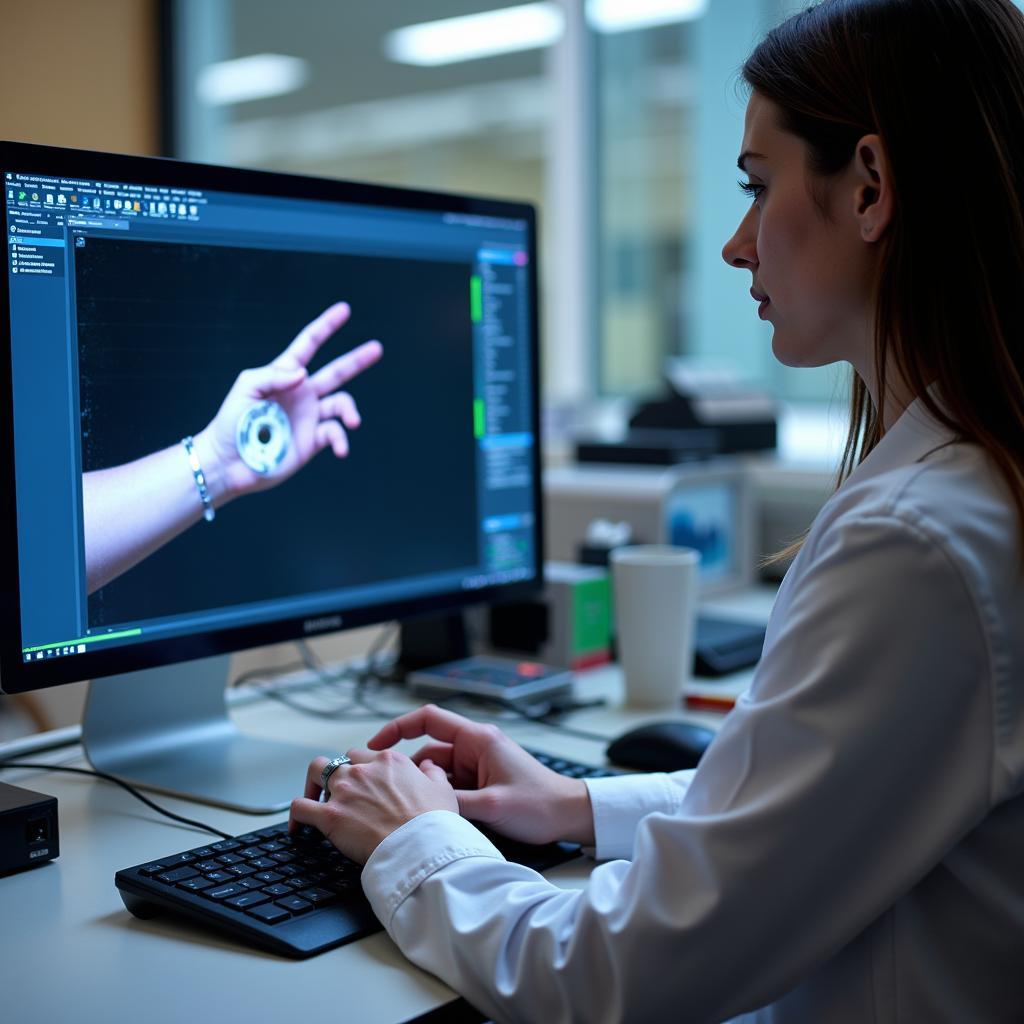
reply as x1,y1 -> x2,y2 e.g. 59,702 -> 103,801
197,54 -> 309,106
587,0 -> 708,33
385,3 -> 564,67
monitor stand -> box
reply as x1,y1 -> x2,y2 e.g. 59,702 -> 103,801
82,655 -> 323,814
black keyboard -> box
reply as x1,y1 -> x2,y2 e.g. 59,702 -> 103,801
115,748 -> 618,958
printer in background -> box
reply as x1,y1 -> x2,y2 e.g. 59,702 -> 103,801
575,360 -> 778,465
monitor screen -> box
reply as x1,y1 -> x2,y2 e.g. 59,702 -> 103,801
0,142 -> 542,696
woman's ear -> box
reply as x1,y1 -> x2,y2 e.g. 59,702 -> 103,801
853,134 -> 893,243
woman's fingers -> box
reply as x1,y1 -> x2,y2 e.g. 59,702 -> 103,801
289,795 -> 331,835
419,758 -> 448,784
314,419 -> 349,458
310,340 -> 383,397
368,704 -> 494,750
304,756 -> 331,801
410,741 -> 455,770
247,363 -> 307,399
281,301 -> 351,368
319,391 -> 360,429
345,747 -> 376,765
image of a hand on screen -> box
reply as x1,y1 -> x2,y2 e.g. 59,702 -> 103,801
82,301 -> 383,595
202,301 -> 383,496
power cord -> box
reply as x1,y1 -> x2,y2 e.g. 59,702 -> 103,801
0,761 -> 234,840
231,631 -> 613,744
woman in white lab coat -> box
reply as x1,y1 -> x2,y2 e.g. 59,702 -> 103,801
290,1 -> 1024,1020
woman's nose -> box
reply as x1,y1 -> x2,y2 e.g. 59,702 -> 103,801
722,208 -> 758,270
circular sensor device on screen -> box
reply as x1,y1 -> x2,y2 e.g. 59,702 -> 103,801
236,400 -> 292,475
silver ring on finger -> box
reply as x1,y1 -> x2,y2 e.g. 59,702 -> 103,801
320,754 -> 351,800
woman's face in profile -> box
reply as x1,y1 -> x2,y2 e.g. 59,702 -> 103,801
722,92 -> 876,375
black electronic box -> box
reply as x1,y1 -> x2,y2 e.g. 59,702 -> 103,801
0,781 -> 59,875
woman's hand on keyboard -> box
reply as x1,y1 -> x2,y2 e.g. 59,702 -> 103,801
290,747 -> 458,863
366,705 -> 596,847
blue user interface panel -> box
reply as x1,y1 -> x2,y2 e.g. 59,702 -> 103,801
4,168 -> 537,667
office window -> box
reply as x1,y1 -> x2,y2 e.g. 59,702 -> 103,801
596,16 -> 693,397
596,0 -> 841,408
172,1 -> 856,418
172,0 -> 558,385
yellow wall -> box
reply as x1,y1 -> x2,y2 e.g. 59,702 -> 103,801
0,0 -> 159,155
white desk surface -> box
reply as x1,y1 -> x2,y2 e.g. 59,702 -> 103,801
0,587 -> 774,1024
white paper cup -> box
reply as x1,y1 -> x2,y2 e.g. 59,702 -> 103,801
611,545 -> 701,708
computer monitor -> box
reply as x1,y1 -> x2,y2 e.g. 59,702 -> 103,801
0,141 -> 542,812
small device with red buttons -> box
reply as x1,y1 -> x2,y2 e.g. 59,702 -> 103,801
407,655 -> 574,704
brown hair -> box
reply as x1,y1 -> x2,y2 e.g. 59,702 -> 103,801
743,0 -> 1024,563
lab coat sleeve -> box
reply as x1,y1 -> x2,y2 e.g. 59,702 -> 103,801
360,512 -> 993,1024
584,769 -> 695,861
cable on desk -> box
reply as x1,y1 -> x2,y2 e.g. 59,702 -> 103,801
230,651 -> 363,718
229,659 -> 311,689
231,629 -> 613,745
229,628 -> 406,720
479,698 -> 611,743
0,761 -> 234,840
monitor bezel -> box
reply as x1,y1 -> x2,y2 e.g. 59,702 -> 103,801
0,140 -> 544,695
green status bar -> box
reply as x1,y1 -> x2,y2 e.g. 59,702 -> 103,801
23,627 -> 143,656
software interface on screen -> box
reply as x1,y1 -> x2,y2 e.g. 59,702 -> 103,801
5,169 -> 537,670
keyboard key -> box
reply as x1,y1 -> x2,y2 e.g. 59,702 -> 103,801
138,861 -> 169,877
246,903 -> 290,924
226,863 -> 257,878
236,877 -> 265,891
156,866 -> 199,884
336,880 -> 361,895
210,840 -> 241,853
225,891 -> 270,910
274,895 -> 313,915
195,860 -> 221,873
285,876 -> 312,890
262,883 -> 292,897
239,846 -> 264,859
275,863 -> 301,877
217,853 -> 244,865
269,851 -> 296,865
259,841 -> 285,853
255,827 -> 282,839
203,870 -> 233,884
163,852 -> 197,866
205,883 -> 246,901
178,877 -> 215,893
191,847 -> 215,859
236,833 -> 265,845
248,857 -> 278,871
253,871 -> 283,885
296,887 -> 336,906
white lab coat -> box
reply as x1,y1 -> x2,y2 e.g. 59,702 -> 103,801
361,396 -> 1024,1023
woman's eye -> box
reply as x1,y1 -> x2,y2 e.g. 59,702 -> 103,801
737,180 -> 765,204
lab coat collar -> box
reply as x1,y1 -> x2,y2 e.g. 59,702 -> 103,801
842,389 -> 957,490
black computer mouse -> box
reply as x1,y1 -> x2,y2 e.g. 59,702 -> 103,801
606,720 -> 716,773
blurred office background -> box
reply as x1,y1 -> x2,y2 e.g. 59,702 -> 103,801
0,0 -> 852,416
9,0 -> 1015,733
